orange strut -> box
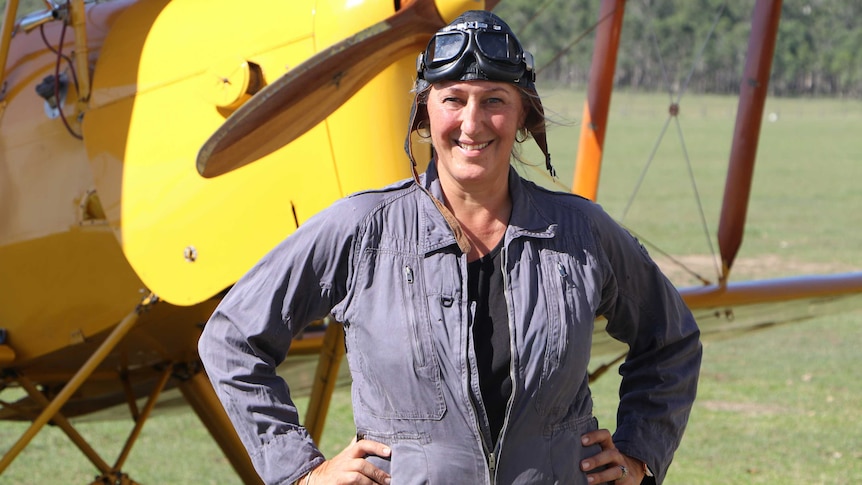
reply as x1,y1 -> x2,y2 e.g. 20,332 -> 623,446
572,0 -> 626,201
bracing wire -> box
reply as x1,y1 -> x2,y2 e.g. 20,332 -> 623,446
515,0 -> 558,32
511,1 -> 732,284
537,7 -> 617,77
677,3 -> 728,103
508,0 -> 614,181
673,116 -> 721,280
619,115 -> 673,222
622,226 -> 713,286
620,0 -> 729,284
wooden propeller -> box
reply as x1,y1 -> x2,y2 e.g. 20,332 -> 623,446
196,0 -> 446,178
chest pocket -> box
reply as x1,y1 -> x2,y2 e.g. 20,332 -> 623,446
535,249 -> 598,419
346,248 -> 445,420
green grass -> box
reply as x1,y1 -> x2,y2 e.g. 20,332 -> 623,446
2,91 -> 861,483
678,313 -> 862,484
592,313 -> 862,484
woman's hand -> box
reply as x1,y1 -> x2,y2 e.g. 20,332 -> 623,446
580,429 -> 646,484
304,438 -> 392,484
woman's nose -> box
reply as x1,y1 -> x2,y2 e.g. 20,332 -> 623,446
459,101 -> 483,135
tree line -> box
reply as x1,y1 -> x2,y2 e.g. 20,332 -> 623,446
495,0 -> 862,97
6,0 -> 860,97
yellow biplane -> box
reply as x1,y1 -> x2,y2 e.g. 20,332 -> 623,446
1,0 -> 860,483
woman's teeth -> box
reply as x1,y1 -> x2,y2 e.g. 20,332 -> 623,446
459,141 -> 490,150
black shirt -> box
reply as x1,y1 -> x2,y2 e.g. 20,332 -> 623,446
467,241 -> 512,447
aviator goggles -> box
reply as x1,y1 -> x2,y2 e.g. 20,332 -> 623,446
417,21 -> 535,85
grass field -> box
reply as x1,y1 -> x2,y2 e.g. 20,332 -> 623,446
2,91 -> 860,484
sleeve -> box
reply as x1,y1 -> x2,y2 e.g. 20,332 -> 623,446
198,198 -> 362,485
592,211 -> 703,485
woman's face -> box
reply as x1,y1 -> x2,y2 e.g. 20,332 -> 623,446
426,80 -> 526,191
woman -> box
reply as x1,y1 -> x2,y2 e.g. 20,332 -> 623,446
199,10 -> 701,485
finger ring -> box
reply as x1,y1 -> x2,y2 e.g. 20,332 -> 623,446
619,464 -> 628,480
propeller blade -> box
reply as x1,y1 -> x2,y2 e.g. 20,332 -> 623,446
197,0 -> 445,178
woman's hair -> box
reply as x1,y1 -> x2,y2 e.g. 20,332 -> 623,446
514,86 -> 548,166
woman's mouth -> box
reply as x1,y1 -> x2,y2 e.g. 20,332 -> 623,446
457,141 -> 490,151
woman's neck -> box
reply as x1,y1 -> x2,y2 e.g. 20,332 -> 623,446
442,183 -> 512,262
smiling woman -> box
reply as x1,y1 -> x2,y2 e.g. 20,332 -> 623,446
198,9 -> 700,485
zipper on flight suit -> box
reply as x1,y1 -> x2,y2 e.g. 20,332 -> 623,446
490,243 -> 518,484
488,451 -> 497,483
466,242 -> 520,484
466,298 -> 497,483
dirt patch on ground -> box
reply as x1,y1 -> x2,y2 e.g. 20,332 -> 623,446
651,253 -> 855,286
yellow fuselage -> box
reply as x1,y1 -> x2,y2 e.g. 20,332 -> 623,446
0,0 -> 480,369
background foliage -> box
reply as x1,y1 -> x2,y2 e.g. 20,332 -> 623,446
6,0 -> 861,95
494,0 -> 861,96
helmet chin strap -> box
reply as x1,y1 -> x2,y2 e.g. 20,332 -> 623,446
534,130 -> 555,177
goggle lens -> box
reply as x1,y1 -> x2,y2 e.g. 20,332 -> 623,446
427,32 -> 467,66
475,32 -> 521,64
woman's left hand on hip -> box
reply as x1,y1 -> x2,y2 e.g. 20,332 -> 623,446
580,428 -> 646,484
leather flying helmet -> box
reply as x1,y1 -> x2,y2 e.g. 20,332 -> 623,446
406,10 -> 554,176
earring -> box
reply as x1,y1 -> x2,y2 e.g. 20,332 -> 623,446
417,120 -> 431,139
